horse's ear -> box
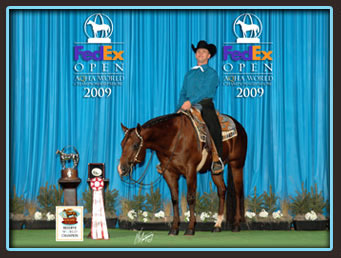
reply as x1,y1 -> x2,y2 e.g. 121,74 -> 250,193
121,123 -> 129,134
136,123 -> 142,133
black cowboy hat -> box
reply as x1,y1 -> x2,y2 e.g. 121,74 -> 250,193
191,40 -> 217,58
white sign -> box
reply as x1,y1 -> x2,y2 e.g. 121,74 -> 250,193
56,206 -> 83,241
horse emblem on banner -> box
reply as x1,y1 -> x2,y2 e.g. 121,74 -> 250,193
233,13 -> 263,43
84,13 -> 113,43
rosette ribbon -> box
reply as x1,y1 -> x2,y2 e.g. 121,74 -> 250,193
90,177 -> 109,240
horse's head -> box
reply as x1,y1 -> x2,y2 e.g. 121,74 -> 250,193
87,20 -> 94,25
117,123 -> 147,177
236,20 -> 242,25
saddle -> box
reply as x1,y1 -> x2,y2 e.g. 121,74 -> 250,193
179,106 -> 238,172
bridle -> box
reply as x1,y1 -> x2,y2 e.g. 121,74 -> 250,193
121,128 -> 161,186
133,128 -> 144,163
121,115 -> 184,186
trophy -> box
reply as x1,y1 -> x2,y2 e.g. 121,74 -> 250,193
56,146 -> 81,206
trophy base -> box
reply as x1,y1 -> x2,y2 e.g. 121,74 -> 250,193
61,168 -> 79,179
59,169 -> 81,206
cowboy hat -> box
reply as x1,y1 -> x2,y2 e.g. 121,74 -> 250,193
191,40 -> 217,58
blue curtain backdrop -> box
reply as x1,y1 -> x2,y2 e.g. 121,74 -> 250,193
9,9 -> 330,213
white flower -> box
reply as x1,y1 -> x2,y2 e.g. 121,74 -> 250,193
259,209 -> 269,218
310,211 -> 317,220
143,217 -> 148,222
212,213 -> 218,222
184,211 -> 190,222
142,211 -> 148,217
154,211 -> 165,219
127,210 -> 137,220
245,211 -> 256,219
34,211 -> 42,220
272,210 -> 283,219
305,210 -> 318,221
46,212 -> 55,221
200,212 -> 210,222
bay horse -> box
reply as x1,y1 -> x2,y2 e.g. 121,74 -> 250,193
118,111 -> 247,235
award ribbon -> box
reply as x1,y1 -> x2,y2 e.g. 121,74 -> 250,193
90,177 -> 109,240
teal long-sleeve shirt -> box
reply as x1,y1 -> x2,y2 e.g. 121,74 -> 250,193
177,64 -> 219,110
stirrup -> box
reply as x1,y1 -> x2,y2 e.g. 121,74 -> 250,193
211,157 -> 224,174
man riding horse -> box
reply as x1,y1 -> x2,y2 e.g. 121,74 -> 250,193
118,41 -> 247,235
176,40 -> 224,174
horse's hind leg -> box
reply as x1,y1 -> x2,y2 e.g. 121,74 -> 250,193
230,163 -> 244,232
184,169 -> 197,235
163,171 -> 180,235
211,173 -> 226,232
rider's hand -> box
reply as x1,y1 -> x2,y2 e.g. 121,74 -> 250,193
181,100 -> 192,110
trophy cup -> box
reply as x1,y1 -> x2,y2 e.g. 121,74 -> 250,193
56,146 -> 81,206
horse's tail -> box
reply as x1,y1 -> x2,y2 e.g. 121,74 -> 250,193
225,116 -> 247,228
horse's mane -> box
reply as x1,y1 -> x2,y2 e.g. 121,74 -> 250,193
142,113 -> 181,128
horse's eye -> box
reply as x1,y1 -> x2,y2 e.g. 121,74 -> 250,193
133,143 -> 139,150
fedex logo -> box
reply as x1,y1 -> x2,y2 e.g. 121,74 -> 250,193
74,46 -> 124,61
223,46 -> 272,61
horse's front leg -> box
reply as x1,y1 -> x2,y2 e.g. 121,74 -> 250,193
164,171 -> 180,236
185,170 -> 197,235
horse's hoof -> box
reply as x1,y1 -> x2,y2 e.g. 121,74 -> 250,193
232,225 -> 241,232
212,227 -> 222,233
168,228 -> 179,236
184,229 -> 195,236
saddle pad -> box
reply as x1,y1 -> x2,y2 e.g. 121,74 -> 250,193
180,108 -> 238,143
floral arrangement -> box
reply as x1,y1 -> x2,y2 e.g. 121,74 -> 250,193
34,211 -> 42,220
126,209 -> 167,222
154,210 -> 165,220
272,210 -> 284,219
199,212 -> 210,222
37,182 -> 63,214
245,211 -> 256,219
245,209 -> 286,222
33,211 -> 55,221
127,209 -> 137,220
195,183 -> 219,216
290,183 -> 328,221
199,212 -> 218,222
46,212 -> 55,221
145,185 -> 162,215
141,211 -> 149,222
259,209 -> 269,218
244,185 -> 293,223
305,210 -> 318,221
10,186 -> 25,215
184,211 -> 191,222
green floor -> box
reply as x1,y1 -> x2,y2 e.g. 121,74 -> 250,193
9,229 -> 330,249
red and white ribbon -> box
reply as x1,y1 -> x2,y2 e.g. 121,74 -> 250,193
90,177 -> 109,240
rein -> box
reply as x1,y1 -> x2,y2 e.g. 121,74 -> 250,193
121,114 -> 184,186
